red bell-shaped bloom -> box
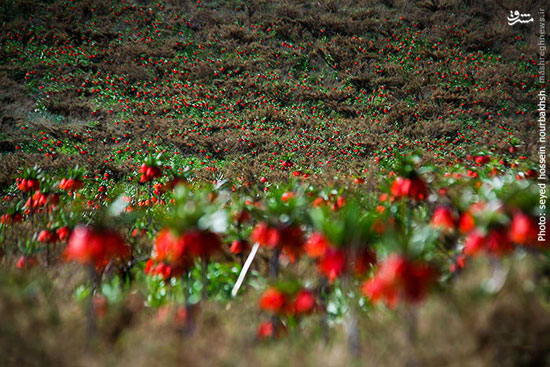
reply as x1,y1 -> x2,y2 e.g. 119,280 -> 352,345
277,225 -> 305,261
139,164 -> 162,183
431,206 -> 456,232
509,212 -> 538,246
484,229 -> 514,256
463,228 -> 514,257
459,212 -> 475,234
16,255 -> 38,270
318,248 -> 347,283
257,321 -> 274,339
1,213 -> 23,225
56,226 -> 71,241
0,214 -> 11,225
250,222 -> 280,248
153,228 -> 187,264
64,225 -> 130,270
362,254 -> 436,307
292,289 -> 316,314
259,288 -> 286,314
17,178 -> 40,192
390,177 -> 427,201
230,239 -> 250,254
184,229 -> 222,259
463,230 -> 484,256
38,229 -> 57,244
304,232 -> 330,258
148,228 -> 221,279
59,178 -> 84,191
281,192 -> 295,202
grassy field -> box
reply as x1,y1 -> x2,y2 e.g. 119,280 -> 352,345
0,0 -> 547,366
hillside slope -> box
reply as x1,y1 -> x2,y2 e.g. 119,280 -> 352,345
0,0 -> 543,188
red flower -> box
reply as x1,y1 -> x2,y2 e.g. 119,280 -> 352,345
371,218 -> 387,234
32,191 -> 48,207
149,228 -> 220,278
464,228 -> 514,257
312,197 -> 326,207
304,232 -> 329,258
1,213 -> 23,225
257,321 -> 274,339
463,230 -> 485,256
484,229 -> 514,256
145,259 -> 174,280
363,276 -> 399,308
362,254 -> 436,307
259,288 -> 286,313
184,229 -> 222,259
0,213 -> 11,225
525,169 -> 537,179
390,177 -> 427,201
277,225 -> 305,261
459,212 -> 475,234
153,228 -> 187,264
250,222 -> 280,248
281,192 -> 294,202
508,212 -> 538,245
59,178 -> 84,191
131,228 -> 147,237
293,290 -> 316,314
450,255 -> 466,273
17,178 -> 39,192
64,225 -> 130,270
139,164 -> 162,183
230,239 -> 250,254
144,258 -> 155,274
318,248 -> 347,282
38,229 -> 57,243
335,196 -> 346,209
474,155 -> 490,165
431,206 -> 456,232
16,255 -> 38,270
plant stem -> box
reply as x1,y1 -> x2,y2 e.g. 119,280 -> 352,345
270,246 -> 281,279
345,308 -> 361,359
86,266 -> 100,343
147,181 -> 153,228
404,305 -> 419,367
318,276 -> 329,342
201,258 -> 209,299
182,271 -> 196,336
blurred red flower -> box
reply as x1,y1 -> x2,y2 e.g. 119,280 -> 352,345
259,288 -> 286,314
431,206 -> 456,232
64,225 -> 130,270
390,177 -> 427,201
362,254 -> 436,307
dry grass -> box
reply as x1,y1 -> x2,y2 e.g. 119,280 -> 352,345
1,256 -> 549,367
